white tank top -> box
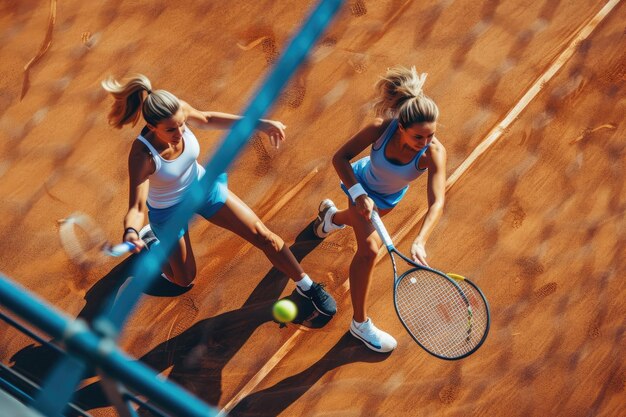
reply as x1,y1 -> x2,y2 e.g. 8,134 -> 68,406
135,127 -> 205,209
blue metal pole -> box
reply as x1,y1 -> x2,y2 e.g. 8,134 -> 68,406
0,311 -> 65,355
0,276 -> 217,417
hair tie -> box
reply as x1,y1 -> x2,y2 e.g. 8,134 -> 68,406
146,89 -> 152,95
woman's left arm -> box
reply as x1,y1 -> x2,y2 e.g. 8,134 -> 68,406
182,101 -> 286,148
411,139 -> 447,266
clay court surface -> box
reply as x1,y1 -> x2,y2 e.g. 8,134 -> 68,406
0,0 -> 624,416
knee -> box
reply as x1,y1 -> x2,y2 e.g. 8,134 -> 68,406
355,239 -> 380,264
252,221 -> 284,252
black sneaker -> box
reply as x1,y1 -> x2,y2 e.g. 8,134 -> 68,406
296,282 -> 337,316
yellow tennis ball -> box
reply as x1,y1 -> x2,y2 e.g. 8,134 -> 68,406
272,299 -> 298,323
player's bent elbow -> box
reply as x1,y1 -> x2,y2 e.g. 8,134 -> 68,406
332,153 -> 350,170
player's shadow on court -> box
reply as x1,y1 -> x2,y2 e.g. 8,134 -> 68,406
70,221 -> 331,411
1,246 -> 200,407
1,261 -> 181,413
229,332 -> 388,417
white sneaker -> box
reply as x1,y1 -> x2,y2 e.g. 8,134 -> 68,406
313,199 -> 345,238
349,318 -> 397,353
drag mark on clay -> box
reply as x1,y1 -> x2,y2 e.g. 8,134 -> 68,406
570,124 -> 617,144
509,201 -> 526,229
261,37 -> 279,64
532,282 -> 557,302
81,31 -> 101,49
347,53 -> 369,73
311,37 -> 337,63
236,36 -> 270,51
236,34 -> 278,64
319,240 -> 343,253
438,377 -> 461,404
168,297 -> 199,340
21,0 -> 57,100
81,32 -> 92,45
251,135 -> 272,176
279,76 -> 306,109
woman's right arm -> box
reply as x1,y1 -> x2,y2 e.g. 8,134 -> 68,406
332,119 -> 388,219
123,142 -> 153,252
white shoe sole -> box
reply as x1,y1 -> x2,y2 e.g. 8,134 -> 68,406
349,323 -> 397,353
313,199 -> 336,238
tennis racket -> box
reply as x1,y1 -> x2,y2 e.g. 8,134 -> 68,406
371,211 -> 490,360
58,212 -> 137,267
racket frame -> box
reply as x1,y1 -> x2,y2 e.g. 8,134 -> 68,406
371,211 -> 490,360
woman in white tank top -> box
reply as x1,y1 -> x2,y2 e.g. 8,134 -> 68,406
101,74 -> 337,317
312,66 -> 447,352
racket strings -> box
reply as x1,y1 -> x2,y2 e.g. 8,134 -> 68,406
58,212 -> 108,267
395,270 -> 488,358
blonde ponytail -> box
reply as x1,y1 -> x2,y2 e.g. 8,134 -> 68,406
373,65 -> 439,126
102,74 -> 180,129
101,74 -> 151,129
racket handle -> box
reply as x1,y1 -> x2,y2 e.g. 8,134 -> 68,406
104,241 -> 136,257
371,211 -> 394,250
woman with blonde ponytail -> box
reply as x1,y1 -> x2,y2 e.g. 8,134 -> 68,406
312,66 -> 447,352
102,74 -> 336,317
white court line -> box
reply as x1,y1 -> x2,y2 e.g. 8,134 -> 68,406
217,1 -> 622,414
217,329 -> 305,417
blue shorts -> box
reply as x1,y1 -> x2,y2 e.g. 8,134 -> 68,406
340,159 -> 408,210
147,173 -> 229,240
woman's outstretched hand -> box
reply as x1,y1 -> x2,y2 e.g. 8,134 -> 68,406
410,241 -> 429,267
261,120 -> 286,148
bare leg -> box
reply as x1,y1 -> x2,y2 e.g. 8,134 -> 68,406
163,231 -> 197,287
344,198 -> 392,322
348,205 -> 381,322
208,191 -> 306,281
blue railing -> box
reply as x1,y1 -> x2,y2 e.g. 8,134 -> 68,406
0,0 -> 343,416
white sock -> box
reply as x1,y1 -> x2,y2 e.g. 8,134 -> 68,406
296,274 -> 313,291
353,318 -> 369,328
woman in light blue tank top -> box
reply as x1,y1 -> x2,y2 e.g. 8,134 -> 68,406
313,66 -> 447,352
101,74 -> 337,316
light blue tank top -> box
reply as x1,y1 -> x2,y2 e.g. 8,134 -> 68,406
356,119 -> 428,195
136,127 -> 205,209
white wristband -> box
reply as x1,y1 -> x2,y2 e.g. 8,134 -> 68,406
348,183 -> 367,202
